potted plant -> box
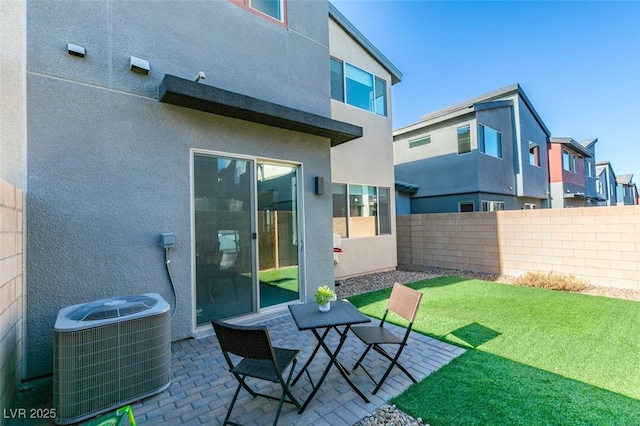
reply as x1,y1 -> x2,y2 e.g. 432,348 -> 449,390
315,285 -> 337,312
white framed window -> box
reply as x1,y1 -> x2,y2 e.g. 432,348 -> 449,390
481,200 -> 505,211
459,201 -> 474,212
409,135 -> 431,148
232,0 -> 285,24
562,150 -> 575,172
457,125 -> 471,154
524,203 -> 536,209
529,142 -> 540,166
250,0 -> 284,21
478,124 -> 502,158
330,58 -> 387,116
332,183 -> 391,238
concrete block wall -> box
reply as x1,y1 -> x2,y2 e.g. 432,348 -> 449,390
0,179 -> 24,419
397,206 -> 640,290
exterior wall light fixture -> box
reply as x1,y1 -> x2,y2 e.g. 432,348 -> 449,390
67,43 -> 85,58
130,56 -> 150,75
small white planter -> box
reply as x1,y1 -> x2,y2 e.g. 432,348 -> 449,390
318,302 -> 331,313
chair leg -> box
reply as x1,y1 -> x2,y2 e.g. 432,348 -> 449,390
371,345 -> 416,395
223,382 -> 243,425
272,362 -> 300,425
353,345 -> 373,371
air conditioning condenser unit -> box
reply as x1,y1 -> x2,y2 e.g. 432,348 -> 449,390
53,293 -> 171,425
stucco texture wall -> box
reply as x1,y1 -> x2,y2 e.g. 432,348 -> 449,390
398,207 -> 640,290
329,18 -> 397,278
26,75 -> 334,378
24,0 -> 337,378
394,114 -> 480,200
0,180 -> 23,417
0,0 -> 27,188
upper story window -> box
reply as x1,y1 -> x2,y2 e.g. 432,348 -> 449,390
330,58 -> 344,102
409,135 -> 431,148
232,0 -> 285,24
562,150 -> 575,172
457,125 -> 471,154
481,200 -> 505,211
586,161 -> 594,178
330,57 -> 387,116
529,142 -> 540,166
478,124 -> 502,158
459,201 -> 474,212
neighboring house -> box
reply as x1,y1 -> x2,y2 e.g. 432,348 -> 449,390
616,174 -> 638,205
596,160 -> 617,206
328,4 -> 402,278
0,0 -> 398,379
393,84 -> 551,213
548,137 -> 601,208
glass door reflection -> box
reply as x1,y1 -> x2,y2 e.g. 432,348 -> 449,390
257,163 -> 300,308
194,154 -> 254,324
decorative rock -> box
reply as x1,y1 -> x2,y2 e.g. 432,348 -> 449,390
353,404 -> 426,426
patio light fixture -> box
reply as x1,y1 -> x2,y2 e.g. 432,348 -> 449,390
130,56 -> 150,75
67,43 -> 85,58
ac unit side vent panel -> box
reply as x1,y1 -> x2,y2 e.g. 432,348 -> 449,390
53,294 -> 171,425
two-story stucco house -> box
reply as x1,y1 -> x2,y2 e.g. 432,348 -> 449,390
393,84 -> 550,213
0,0 -> 400,380
548,137 -> 601,208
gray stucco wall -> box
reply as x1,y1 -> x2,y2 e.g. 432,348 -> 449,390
394,114 -> 480,199
27,0 -> 330,116
410,192 -> 523,213
25,0 -> 335,378
516,97 -> 549,199
475,106 -> 517,197
0,0 -> 27,188
328,18 -> 398,278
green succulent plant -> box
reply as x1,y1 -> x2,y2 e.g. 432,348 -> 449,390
314,285 -> 337,305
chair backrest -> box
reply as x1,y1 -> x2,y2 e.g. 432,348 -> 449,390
387,283 -> 422,323
212,320 -> 275,360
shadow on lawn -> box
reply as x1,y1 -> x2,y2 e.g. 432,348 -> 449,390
347,276 -> 471,306
392,349 -> 640,426
448,322 -> 501,348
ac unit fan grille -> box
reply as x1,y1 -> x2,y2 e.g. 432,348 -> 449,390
66,295 -> 158,321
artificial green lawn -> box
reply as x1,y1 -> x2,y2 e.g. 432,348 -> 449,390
348,276 -> 640,426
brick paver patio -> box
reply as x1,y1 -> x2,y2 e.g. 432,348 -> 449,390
8,312 -> 464,426
133,313 -> 464,425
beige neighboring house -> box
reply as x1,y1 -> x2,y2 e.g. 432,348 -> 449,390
328,4 -> 403,278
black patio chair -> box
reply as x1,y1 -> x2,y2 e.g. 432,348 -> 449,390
212,320 -> 301,426
351,282 -> 423,394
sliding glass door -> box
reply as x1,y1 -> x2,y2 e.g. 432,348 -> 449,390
194,153 -> 301,325
257,163 -> 300,308
194,154 -> 255,324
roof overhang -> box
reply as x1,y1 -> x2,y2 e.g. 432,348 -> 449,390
395,84 -> 550,138
550,137 -> 594,158
328,3 -> 402,84
395,180 -> 419,194
563,192 -> 604,202
159,74 -> 363,146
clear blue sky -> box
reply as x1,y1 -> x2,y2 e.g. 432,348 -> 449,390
331,0 -> 640,179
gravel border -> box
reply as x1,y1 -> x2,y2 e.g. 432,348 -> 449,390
337,265 -> 640,302
340,265 -> 640,426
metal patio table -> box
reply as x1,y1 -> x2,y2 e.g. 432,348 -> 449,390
288,300 -> 372,413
